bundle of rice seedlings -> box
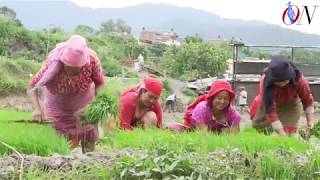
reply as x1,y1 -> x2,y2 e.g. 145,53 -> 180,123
80,92 -> 118,125
299,120 -> 320,140
311,121 -> 320,139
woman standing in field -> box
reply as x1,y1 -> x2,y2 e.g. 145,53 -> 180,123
250,55 -> 314,136
119,77 -> 163,130
29,34 -> 105,152
167,80 -> 241,133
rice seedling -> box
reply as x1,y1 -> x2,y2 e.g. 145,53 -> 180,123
81,92 -> 118,125
0,109 -> 32,122
101,128 -> 310,154
299,119 -> 320,140
312,121 -> 320,139
0,123 -> 69,156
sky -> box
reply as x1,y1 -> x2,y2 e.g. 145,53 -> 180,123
68,0 -> 320,36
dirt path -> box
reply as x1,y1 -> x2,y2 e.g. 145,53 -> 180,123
127,65 -> 190,104
0,148 -> 131,178
168,78 -> 189,105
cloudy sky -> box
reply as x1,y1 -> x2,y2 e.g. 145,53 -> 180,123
68,0 -> 320,35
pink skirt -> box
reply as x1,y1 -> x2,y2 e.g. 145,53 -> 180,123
44,83 -> 98,143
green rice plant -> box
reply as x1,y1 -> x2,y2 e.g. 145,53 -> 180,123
312,121 -> 320,139
256,149 -> 320,179
0,123 -> 69,156
258,155 -> 295,179
101,128 -> 310,154
294,152 -> 320,179
300,120 -> 320,140
0,109 -> 32,122
82,92 -> 118,125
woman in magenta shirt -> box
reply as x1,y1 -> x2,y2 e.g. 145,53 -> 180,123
167,80 -> 241,133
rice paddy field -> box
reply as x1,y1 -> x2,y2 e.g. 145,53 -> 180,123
1,78 -> 320,179
1,108 -> 320,179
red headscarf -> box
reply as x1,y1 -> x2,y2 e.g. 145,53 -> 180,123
206,80 -> 235,107
143,77 -> 163,96
183,79 -> 235,127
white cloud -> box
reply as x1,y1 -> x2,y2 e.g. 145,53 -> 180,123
69,0 -> 320,35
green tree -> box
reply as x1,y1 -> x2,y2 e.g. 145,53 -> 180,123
100,19 -> 132,34
0,6 -> 16,20
184,34 -> 203,44
100,20 -> 115,33
74,25 -> 95,37
148,42 -> 168,57
160,41 -> 230,80
115,18 -> 131,34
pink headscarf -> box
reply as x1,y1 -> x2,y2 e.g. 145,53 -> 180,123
48,34 -> 89,67
34,35 -> 90,88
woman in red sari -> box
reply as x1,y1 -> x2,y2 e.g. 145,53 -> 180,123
119,77 -> 163,130
29,35 -> 105,151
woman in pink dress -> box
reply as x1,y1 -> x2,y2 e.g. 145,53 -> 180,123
167,80 -> 241,133
29,35 -> 105,152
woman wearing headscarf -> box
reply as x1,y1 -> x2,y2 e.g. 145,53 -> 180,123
167,80 -> 241,133
119,77 -> 163,130
251,55 -> 314,136
29,34 -> 105,151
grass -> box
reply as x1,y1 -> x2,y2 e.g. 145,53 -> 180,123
181,87 -> 198,97
103,77 -> 140,97
101,128 -> 310,154
0,123 -> 70,156
0,56 -> 41,95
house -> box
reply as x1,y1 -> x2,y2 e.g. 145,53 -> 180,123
140,29 -> 181,45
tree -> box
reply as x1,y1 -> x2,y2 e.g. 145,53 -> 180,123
160,40 -> 230,80
74,25 -> 95,36
100,20 -> 115,33
100,19 -> 132,34
0,6 -> 16,20
115,18 -> 131,34
184,34 -> 203,44
148,42 -> 168,57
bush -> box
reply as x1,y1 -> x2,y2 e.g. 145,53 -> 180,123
160,78 -> 173,102
101,58 -> 123,77
181,87 -> 198,97
0,57 -> 41,95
